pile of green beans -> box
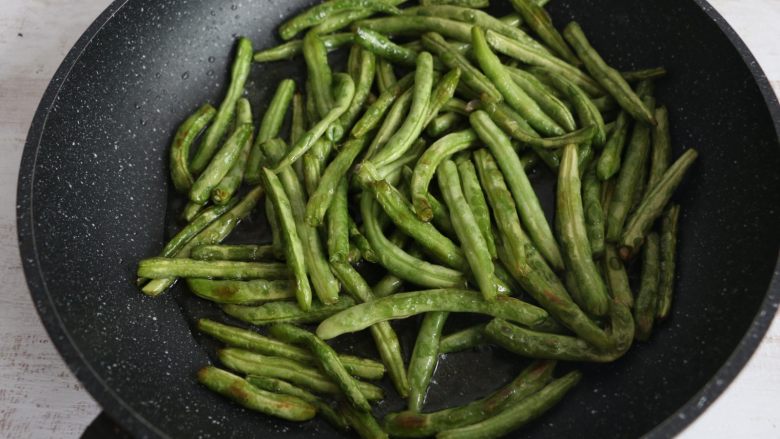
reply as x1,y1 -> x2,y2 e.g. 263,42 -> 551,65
137,0 -> 699,436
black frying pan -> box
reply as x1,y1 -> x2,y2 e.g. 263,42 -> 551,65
17,0 -> 780,437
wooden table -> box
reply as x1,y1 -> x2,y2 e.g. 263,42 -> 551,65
1,0 -> 778,437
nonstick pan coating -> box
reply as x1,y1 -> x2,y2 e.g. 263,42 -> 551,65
17,0 -> 780,437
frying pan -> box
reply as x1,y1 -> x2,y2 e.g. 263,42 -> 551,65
16,0 -> 780,437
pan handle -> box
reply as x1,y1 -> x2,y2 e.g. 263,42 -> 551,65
81,412 -> 133,439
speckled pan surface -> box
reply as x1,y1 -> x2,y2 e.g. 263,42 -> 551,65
16,0 -> 780,437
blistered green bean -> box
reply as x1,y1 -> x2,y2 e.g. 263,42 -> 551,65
170,104 -> 216,193
191,37 -> 253,174
245,79 -> 296,183
317,289 -> 552,340
222,295 -> 356,326
197,366 -> 315,421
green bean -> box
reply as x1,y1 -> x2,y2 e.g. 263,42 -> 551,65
656,204 -> 680,319
596,110 -> 630,180
189,124 -> 253,203
499,13 -> 522,27
603,243 -> 633,308
582,164 -> 605,258
506,67 -> 577,132
365,88 -> 414,160
438,161 -> 499,301
620,149 -> 697,259
305,137 -> 369,227
408,311 -> 448,412
378,138 -> 428,183
137,257 -> 288,280
376,58 -> 398,93
245,79 -> 296,183
473,28 -> 564,137
385,361 -> 555,438
305,77 -> 319,128
347,42 -> 364,96
443,97 -> 471,115
197,366 -> 315,421
311,8 -> 384,35
339,401 -> 389,439
530,67 -> 606,147
190,244 -> 277,261
186,278 -> 292,304
484,30 -> 604,97
456,158 -> 497,259
170,104 -> 216,193
274,74 -> 355,171
426,112 -> 464,137
331,261 -> 410,398
197,319 -> 385,380
341,48 -> 377,132
470,111 -> 564,271
304,32 -> 335,122
212,99 -> 254,205
246,376 -> 349,430
355,27 -> 417,66
422,0 -> 490,7
347,243 -> 362,264
291,93 -> 306,181
262,138 -> 342,305
563,22 -> 656,125
557,145 -> 609,316
361,165 -> 466,269
647,106 -> 671,193
371,52 -> 435,168
222,295 -> 356,326
357,15 -> 472,41
438,325 -> 486,354
162,201 -> 239,260
316,289 -> 552,340
361,192 -> 467,288
373,274 -> 403,299
402,5 -> 549,54
253,33 -> 355,63
621,67 -> 668,82
302,139 -> 333,196
327,178 -> 350,262
137,199 -> 238,286
437,371 -> 581,439
486,269 -> 636,359
421,32 -> 501,101
605,96 -> 655,242
279,0 -> 401,40
262,168 -> 313,311
634,232 -> 660,341
473,149 -> 611,349
479,100 -> 596,148
510,0 -> 579,65
265,197 -> 285,261
218,348 -> 383,400
181,201 -> 207,223
269,324 -> 372,412
191,37 -> 253,174
633,138 -> 651,208
352,73 -> 415,138
592,94 -> 618,113
349,220 -> 378,263
425,69 -> 463,126
142,187 -> 265,295
411,129 -> 477,221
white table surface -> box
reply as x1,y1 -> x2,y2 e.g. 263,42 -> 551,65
1,0 -> 778,437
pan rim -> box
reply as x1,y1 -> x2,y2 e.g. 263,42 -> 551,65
15,0 -> 780,438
